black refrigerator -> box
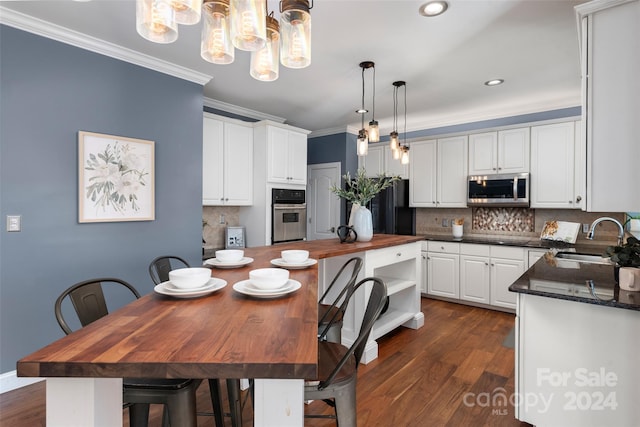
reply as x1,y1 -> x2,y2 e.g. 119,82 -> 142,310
369,179 -> 416,235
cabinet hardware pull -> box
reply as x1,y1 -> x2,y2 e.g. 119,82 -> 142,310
576,195 -> 582,202
396,253 -> 402,257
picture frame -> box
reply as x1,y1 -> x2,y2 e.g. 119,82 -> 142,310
78,131 -> 155,223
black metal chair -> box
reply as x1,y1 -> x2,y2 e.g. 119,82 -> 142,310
148,255 -> 190,285
54,277 -> 208,427
317,257 -> 363,343
306,277 -> 388,427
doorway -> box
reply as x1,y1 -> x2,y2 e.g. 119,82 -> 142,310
307,162 -> 341,241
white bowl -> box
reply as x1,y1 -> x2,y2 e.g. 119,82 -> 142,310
281,250 -> 309,264
249,268 -> 290,290
168,267 -> 211,289
215,249 -> 244,263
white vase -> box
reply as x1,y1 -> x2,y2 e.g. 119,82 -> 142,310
452,224 -> 463,239
352,205 -> 373,242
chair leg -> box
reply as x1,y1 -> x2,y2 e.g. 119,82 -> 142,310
226,379 -> 243,427
166,386 -> 198,427
128,403 -> 150,427
208,379 -> 226,427
333,381 -> 357,427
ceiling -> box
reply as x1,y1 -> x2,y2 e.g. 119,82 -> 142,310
0,0 -> 587,135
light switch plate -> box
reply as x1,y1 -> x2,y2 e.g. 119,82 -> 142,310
7,215 -> 21,232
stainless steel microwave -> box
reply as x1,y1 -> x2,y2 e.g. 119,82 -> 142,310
467,173 -> 530,207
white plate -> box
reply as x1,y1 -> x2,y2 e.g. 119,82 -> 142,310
233,279 -> 301,298
154,278 -> 227,298
204,257 -> 254,269
163,279 -> 217,293
270,258 -> 318,269
243,281 -> 292,294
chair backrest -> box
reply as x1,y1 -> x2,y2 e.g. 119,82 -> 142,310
55,278 -> 140,335
318,257 -> 363,322
148,255 -> 190,285
318,277 -> 387,389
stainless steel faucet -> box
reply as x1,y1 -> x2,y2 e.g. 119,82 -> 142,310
586,217 -> 625,246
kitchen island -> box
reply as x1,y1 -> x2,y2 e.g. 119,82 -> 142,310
509,254 -> 640,426
17,234 -> 422,426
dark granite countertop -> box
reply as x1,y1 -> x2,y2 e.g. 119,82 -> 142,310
509,255 -> 640,311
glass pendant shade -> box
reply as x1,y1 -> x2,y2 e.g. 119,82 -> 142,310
393,147 -> 401,160
170,0 -> 203,24
201,0 -> 234,64
250,16 -> 280,81
368,120 -> 379,143
230,0 -> 266,51
136,0 -> 179,44
279,0 -> 311,68
401,148 -> 410,164
357,129 -> 368,156
390,131 -> 399,151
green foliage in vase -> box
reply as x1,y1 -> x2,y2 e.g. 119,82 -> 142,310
330,168 -> 401,206
604,236 -> 640,268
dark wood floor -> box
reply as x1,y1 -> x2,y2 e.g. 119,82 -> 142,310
0,298 -> 531,426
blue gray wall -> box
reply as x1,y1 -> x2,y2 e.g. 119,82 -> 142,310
0,26 -> 204,373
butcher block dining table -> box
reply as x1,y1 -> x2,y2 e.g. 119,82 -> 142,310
16,234 -> 423,426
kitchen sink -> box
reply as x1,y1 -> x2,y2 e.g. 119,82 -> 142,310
554,252 -> 614,265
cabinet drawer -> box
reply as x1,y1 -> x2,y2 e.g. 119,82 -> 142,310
460,243 -> 490,257
490,245 -> 525,260
367,243 -> 418,268
427,241 -> 460,254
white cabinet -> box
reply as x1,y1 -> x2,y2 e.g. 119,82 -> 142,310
530,121 -> 577,209
359,145 -> 408,178
489,246 -> 525,310
527,249 -> 548,268
468,128 -> 529,175
460,244 -> 491,304
410,136 -> 467,208
261,123 -> 308,185
203,114 -> 253,206
577,0 -> 640,212
425,241 -> 460,299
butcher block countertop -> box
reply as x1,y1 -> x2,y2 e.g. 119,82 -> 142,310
18,234 -> 421,380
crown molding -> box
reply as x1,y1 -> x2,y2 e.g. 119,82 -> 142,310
309,126 -> 351,138
0,6 -> 212,85
203,98 -> 286,123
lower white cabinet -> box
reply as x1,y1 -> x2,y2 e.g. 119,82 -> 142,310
460,244 -> 491,304
425,241 -> 460,299
527,248 -> 549,268
489,246 -> 525,310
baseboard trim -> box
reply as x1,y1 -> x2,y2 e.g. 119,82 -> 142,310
0,370 -> 44,394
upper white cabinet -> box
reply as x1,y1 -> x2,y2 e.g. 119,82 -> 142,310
576,0 -> 640,212
259,123 -> 308,185
530,121 -> 577,209
468,128 -> 530,175
203,114 -> 253,206
410,136 -> 467,208
358,145 -> 408,178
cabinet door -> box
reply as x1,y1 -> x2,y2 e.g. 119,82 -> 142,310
420,251 -> 428,294
460,255 -> 490,304
223,123 -> 253,205
530,122 -> 575,209
498,127 -> 530,174
490,258 -> 524,309
468,132 -> 497,175
427,252 -> 459,298
437,136 -> 468,207
288,130 -> 307,185
360,146 -> 384,177
573,120 -> 585,210
266,126 -> 290,183
203,117 -> 224,205
384,146 -> 408,179
409,140 -> 437,207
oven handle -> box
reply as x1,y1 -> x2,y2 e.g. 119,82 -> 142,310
273,204 -> 307,210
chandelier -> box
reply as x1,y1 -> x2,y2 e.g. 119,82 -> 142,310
135,0 -> 312,82
390,80 -> 409,164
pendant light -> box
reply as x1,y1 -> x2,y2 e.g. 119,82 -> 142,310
201,0 -> 235,64
170,0 -> 203,25
250,13 -> 280,81
136,0 -> 179,44
400,81 -> 410,164
356,61 -> 374,157
279,0 -> 312,68
230,0 -> 267,51
390,81 -> 405,156
368,64 -> 379,143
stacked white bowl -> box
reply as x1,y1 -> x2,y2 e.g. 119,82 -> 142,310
281,250 -> 309,264
249,268 -> 289,290
168,268 -> 211,289
215,249 -> 244,263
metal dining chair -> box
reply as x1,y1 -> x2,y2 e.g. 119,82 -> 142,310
317,257 -> 363,343
148,255 -> 190,285
306,277 -> 388,427
54,277 -> 207,427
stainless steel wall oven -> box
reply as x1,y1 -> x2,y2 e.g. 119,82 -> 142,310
271,188 -> 306,244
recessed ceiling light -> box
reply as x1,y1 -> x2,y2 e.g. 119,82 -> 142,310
484,79 -> 505,86
419,1 -> 449,17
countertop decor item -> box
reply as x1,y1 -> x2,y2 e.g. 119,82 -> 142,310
604,236 -> 640,291
452,218 -> 463,239
540,220 -> 580,244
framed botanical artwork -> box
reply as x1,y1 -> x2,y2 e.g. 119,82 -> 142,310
78,131 -> 155,223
